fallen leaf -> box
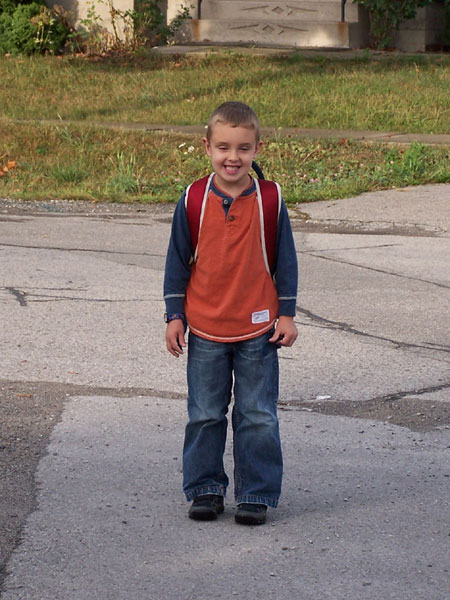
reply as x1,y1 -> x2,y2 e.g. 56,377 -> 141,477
7,161 -> 16,169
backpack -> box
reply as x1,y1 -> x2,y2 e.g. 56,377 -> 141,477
185,164 -> 281,275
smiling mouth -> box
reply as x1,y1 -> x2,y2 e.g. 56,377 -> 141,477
224,165 -> 240,172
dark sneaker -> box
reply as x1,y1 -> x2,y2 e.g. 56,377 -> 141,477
235,503 -> 267,525
188,494 -> 224,521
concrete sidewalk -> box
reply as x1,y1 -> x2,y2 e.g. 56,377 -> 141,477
153,44 -> 449,61
14,118 -> 450,147
1,183 -> 449,599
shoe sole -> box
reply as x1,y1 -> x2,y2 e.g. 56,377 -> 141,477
235,513 -> 266,526
188,506 -> 224,521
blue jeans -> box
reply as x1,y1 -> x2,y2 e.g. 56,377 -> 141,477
183,330 -> 282,508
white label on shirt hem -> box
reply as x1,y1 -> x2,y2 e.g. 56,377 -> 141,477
252,309 -> 270,324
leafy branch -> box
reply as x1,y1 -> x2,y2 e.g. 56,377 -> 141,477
352,0 -> 433,49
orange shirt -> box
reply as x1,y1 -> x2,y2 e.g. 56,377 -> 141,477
185,186 -> 279,342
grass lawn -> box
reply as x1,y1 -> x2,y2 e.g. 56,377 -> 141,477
1,52 -> 449,203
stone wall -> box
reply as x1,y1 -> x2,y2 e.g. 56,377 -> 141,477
48,0 -> 135,37
394,5 -> 446,52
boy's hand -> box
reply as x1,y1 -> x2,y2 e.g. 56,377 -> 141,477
165,319 -> 186,358
269,316 -> 298,347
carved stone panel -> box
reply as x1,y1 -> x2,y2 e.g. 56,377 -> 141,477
200,1 -> 359,23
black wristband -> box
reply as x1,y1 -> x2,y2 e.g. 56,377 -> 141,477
164,312 -> 184,323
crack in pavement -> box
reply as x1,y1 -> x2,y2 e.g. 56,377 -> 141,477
0,242 -> 164,258
296,306 -> 450,356
299,243 -> 402,253
5,287 -> 27,307
302,252 -> 450,290
368,381 -> 450,402
0,211 -> 161,224
1,287 -> 158,305
283,391 -> 450,433
284,380 -> 450,411
292,219 -> 447,238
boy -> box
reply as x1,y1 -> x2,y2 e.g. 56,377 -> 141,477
164,102 -> 298,525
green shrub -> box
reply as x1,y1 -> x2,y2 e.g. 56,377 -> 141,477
0,0 -> 17,13
0,2 -> 70,55
0,3 -> 43,55
0,0 -> 44,14
71,0 -> 191,55
0,12 -> 12,52
353,0 -> 433,49
132,0 -> 192,47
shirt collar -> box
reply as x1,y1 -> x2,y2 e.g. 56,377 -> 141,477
210,175 -> 256,201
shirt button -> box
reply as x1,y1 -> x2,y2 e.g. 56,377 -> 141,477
223,199 -> 229,205
229,215 -> 235,221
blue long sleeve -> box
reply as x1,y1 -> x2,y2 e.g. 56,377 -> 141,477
163,192 -> 193,314
274,201 -> 298,316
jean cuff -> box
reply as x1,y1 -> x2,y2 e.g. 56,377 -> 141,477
235,494 -> 278,508
185,485 -> 226,502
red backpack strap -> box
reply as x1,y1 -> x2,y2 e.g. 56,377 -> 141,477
256,179 -> 281,274
185,174 -> 213,259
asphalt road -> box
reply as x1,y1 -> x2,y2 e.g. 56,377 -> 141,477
0,184 -> 449,599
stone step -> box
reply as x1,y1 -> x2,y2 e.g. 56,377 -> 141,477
201,1 -> 362,23
188,18 -> 368,48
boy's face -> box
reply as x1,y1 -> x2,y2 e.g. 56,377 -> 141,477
203,122 -> 262,194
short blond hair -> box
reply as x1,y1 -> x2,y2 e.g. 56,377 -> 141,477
206,102 -> 260,143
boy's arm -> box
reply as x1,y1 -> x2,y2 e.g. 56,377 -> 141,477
163,193 -> 192,355
269,199 -> 298,347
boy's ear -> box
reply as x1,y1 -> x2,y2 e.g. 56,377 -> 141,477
202,137 -> 211,156
254,140 -> 263,156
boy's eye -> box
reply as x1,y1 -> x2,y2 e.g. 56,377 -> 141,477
215,145 -> 252,151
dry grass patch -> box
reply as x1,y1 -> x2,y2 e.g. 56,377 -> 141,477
1,122 -> 449,204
